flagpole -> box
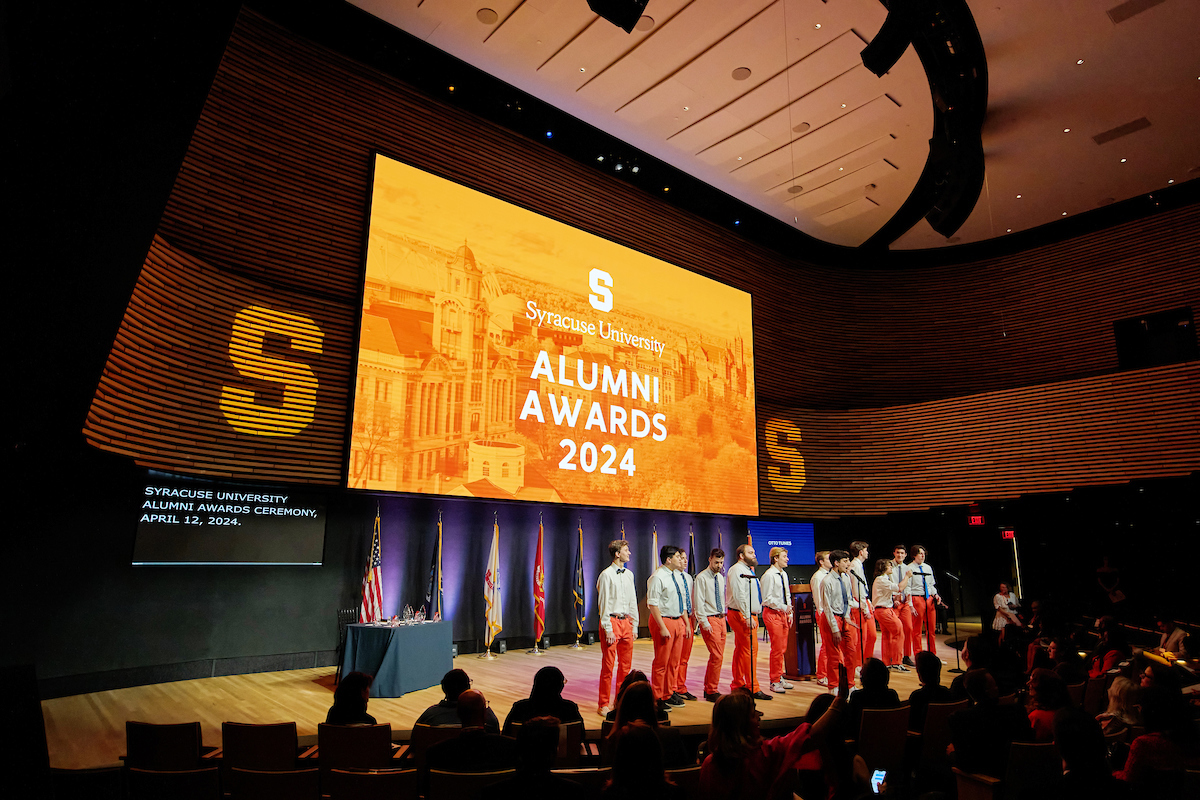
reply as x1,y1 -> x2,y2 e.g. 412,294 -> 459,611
479,512 -> 500,660
569,517 -> 585,649
528,511 -> 545,654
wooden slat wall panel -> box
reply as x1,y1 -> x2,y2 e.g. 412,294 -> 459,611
84,235 -> 354,484
84,9 -> 1200,505
758,362 -> 1200,517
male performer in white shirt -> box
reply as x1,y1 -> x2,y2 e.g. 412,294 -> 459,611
848,541 -> 878,666
726,543 -> 771,700
907,544 -> 942,655
761,547 -> 795,693
821,549 -> 859,691
596,539 -> 638,715
693,548 -> 727,702
673,551 -> 698,701
647,545 -> 689,712
892,544 -> 918,667
811,551 -> 832,686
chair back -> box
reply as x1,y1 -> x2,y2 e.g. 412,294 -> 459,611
1082,676 -> 1106,715
1001,741 -> 1061,800
228,767 -> 318,800
1102,726 -> 1127,748
552,767 -> 611,791
220,721 -> 298,782
407,723 -> 462,769
317,723 -> 393,782
427,768 -> 514,799
127,767 -> 220,800
919,699 -> 969,768
857,705 -> 911,773
327,768 -> 417,800
600,719 -> 615,739
125,721 -> 204,771
555,720 -> 584,768
1065,681 -> 1085,707
666,764 -> 702,798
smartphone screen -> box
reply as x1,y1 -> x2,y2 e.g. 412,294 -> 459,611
871,769 -> 887,793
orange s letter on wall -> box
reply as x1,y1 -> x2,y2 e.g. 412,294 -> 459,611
764,418 -> 806,494
219,306 -> 324,437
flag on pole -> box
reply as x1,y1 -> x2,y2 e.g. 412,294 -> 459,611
688,524 -> 696,569
573,520 -> 585,639
484,520 -> 503,647
359,508 -> 383,622
423,513 -> 443,619
718,525 -> 723,554
651,522 -> 659,578
533,520 -> 545,642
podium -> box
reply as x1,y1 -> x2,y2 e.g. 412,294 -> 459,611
784,583 -> 817,680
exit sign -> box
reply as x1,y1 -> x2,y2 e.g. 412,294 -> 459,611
1001,528 -> 1015,540
968,514 -> 985,526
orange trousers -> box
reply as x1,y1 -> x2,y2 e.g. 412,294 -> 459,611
676,618 -> 695,693
650,615 -> 685,700
698,616 -> 727,695
762,607 -> 790,683
898,603 -> 917,657
726,610 -> 761,693
913,596 -> 939,653
875,606 -> 903,665
851,607 -> 877,664
598,616 -> 634,708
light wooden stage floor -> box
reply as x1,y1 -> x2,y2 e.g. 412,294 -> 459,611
43,623 -> 980,769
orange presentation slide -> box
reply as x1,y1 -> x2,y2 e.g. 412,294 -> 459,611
347,154 -> 757,515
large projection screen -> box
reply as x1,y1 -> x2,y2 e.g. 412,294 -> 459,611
348,154 -> 757,515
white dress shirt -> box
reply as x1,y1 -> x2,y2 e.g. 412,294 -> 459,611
693,568 -> 726,630
892,561 -> 914,608
872,575 -> 899,608
822,570 -> 854,630
679,570 -> 694,621
761,565 -> 791,612
725,561 -> 762,617
850,559 -> 873,614
811,566 -> 830,617
597,562 -> 638,636
907,562 -> 939,598
647,566 -> 688,617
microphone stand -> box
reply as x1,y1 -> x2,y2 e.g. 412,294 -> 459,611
853,570 -> 868,678
942,570 -> 964,674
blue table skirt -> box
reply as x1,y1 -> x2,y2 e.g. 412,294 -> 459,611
341,621 -> 452,697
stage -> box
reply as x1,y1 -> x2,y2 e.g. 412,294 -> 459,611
42,622 -> 981,769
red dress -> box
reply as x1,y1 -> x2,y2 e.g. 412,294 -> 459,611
700,722 -> 813,800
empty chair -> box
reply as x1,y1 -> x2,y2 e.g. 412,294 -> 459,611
220,721 -> 300,784
427,767 -> 515,800
326,767 -> 417,800
228,767 -> 319,800
127,767 -> 220,800
857,705 -> 911,774
316,723 -> 395,785
125,721 -> 207,770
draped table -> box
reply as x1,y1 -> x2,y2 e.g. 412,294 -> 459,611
340,621 -> 452,697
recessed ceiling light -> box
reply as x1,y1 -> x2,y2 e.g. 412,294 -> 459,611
736,156 -> 742,160
1063,128 -> 1071,133
1062,212 -> 1067,216
631,166 -> 639,173
787,186 -> 803,194
732,67 -> 752,81
1120,158 -> 1127,163
1006,228 -> 1012,232
1077,59 -> 1084,65
734,220 -> 741,226
579,67 -> 586,72
596,155 -> 604,162
1168,179 -> 1175,184
683,106 -> 689,111
838,167 -> 843,171
476,8 -> 498,25
545,131 -> 553,138
615,163 -> 623,171
792,122 -> 811,133
815,23 -> 822,29
635,15 -> 655,31
1016,194 -> 1022,198
663,186 -> 670,192
448,86 -> 455,92
840,103 -> 847,108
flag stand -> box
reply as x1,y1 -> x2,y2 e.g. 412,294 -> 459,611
477,642 -> 498,660
526,644 -> 545,655
567,636 -> 584,650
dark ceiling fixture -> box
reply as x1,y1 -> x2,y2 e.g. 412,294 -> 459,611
860,0 -> 988,249
587,0 -> 651,34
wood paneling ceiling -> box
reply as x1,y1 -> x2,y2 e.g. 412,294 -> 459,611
349,0 -> 1199,250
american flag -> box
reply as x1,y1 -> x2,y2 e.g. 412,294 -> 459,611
359,510 -> 383,622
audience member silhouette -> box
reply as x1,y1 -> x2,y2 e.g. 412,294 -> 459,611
845,658 -> 900,739
605,669 -> 667,723
325,671 -> 377,725
947,669 -> 1033,777
907,650 -> 953,733
416,668 -> 500,732
1025,667 -> 1071,742
601,720 -> 685,800
1053,706 -> 1132,799
490,716 -> 588,800
502,665 -> 584,735
601,681 -> 688,768
425,688 -> 517,772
